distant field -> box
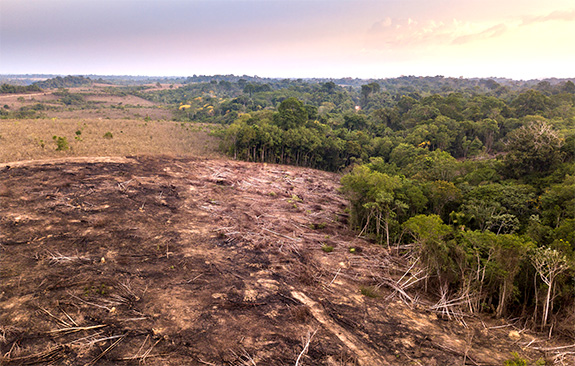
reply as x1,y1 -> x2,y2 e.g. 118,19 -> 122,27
0,118 -> 222,163
0,86 -> 174,120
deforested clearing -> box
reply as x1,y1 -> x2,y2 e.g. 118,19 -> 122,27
1,156 -> 570,365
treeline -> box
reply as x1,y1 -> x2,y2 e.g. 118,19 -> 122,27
212,82 -> 575,173
0,83 -> 42,94
33,75 -> 93,89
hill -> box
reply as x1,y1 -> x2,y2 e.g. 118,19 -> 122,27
1,156 -> 570,365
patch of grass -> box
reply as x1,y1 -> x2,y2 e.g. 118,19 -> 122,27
310,222 -> 326,230
360,286 -> 380,298
321,244 -> 334,253
503,353 -> 546,366
287,194 -> 302,203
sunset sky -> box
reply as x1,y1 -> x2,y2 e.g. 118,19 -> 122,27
1,0 -> 574,79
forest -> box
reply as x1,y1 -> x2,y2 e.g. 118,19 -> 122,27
137,76 -> 575,336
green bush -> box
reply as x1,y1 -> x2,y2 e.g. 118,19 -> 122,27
52,136 -> 69,151
503,352 -> 546,366
504,353 -> 527,366
103,131 -> 113,139
321,244 -> 334,253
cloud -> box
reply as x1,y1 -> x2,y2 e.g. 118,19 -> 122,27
366,17 -> 456,48
522,9 -> 575,26
366,17 -> 509,50
452,23 -> 507,45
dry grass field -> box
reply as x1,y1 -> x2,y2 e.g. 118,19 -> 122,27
0,118 -> 221,163
0,85 -> 222,163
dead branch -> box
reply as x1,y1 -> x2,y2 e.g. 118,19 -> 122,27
39,307 -> 72,327
530,343 -> 575,351
60,307 -> 79,327
117,179 -> 134,191
327,268 -> 342,287
198,359 -> 218,365
262,228 -> 302,242
0,345 -> 67,364
85,334 -> 125,366
49,324 -> 107,334
295,328 -> 318,366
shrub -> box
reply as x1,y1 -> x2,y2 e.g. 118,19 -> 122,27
321,244 -> 334,253
52,136 -> 69,151
103,131 -> 113,139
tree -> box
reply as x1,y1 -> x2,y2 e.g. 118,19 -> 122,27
404,215 -> 454,290
409,149 -> 460,182
503,120 -> 564,179
561,80 -> 575,94
511,90 -> 552,117
361,82 -> 381,106
457,231 -> 533,317
531,247 -> 571,330
539,175 -> 575,229
274,97 -> 308,130
343,113 -> 368,131
389,143 -> 425,168
425,180 -> 462,218
477,118 -> 498,153
341,166 -> 408,246
492,234 -> 533,318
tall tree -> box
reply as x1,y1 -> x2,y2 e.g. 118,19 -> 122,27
274,97 -> 308,130
503,120 -> 564,179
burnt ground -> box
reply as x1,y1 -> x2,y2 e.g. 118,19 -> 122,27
0,156 -> 563,365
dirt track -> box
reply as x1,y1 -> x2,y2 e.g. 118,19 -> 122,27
0,156 -> 552,365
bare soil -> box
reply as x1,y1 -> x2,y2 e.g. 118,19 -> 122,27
0,156 -> 564,365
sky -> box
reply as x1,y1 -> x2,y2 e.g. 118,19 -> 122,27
1,0 -> 574,79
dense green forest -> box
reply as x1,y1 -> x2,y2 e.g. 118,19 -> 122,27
139,76 -> 575,335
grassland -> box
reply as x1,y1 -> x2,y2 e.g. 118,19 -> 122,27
0,118 -> 221,163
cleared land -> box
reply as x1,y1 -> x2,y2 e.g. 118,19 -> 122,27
0,156 -> 567,365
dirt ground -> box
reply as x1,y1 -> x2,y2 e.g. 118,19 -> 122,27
0,156 -> 569,365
